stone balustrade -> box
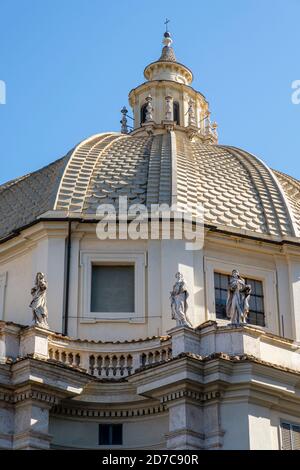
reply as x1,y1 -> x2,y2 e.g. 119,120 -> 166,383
47,333 -> 172,377
1,320 -> 300,379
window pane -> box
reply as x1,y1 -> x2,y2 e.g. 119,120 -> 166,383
292,425 -> 300,450
255,297 -> 264,313
257,313 -> 265,327
173,101 -> 180,125
249,296 -> 257,311
112,424 -> 123,445
221,290 -> 228,301
91,265 -> 134,313
221,274 -> 229,290
99,424 -> 110,445
249,311 -> 265,327
281,423 -> 292,450
254,280 -> 263,296
99,424 -> 123,446
141,104 -> 147,124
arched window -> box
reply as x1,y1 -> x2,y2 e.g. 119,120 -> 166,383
140,103 -> 147,124
173,101 -> 180,125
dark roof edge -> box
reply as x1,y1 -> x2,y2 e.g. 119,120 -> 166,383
1,218 -> 300,248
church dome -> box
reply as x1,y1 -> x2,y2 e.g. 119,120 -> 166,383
1,130 -> 300,243
1,29 -> 299,243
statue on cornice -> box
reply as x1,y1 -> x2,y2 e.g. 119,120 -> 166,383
170,272 -> 193,328
226,270 -> 252,325
145,95 -> 153,122
29,272 -> 49,329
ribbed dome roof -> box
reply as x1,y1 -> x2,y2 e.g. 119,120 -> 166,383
1,131 -> 300,242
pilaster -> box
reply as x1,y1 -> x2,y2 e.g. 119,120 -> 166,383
0,402 -> 14,449
13,396 -> 53,449
167,326 -> 201,356
19,325 -> 50,360
162,390 -> 203,449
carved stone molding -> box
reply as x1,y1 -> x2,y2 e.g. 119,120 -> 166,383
14,390 -> 59,405
187,129 -> 199,141
161,389 -> 223,404
0,392 -> 13,403
165,428 -> 205,443
0,389 -> 60,405
162,120 -> 175,132
51,403 -> 166,419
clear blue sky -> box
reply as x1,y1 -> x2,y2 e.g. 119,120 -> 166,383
1,0 -> 300,184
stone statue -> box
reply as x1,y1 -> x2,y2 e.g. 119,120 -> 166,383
226,270 -> 252,325
29,272 -> 49,329
165,95 -> 173,121
211,121 -> 218,139
170,272 -> 193,328
145,95 -> 153,122
187,99 -> 196,127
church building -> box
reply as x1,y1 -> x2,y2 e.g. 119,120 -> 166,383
1,29 -> 300,450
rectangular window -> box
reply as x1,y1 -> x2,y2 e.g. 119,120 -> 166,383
99,424 -> 123,446
214,272 -> 265,326
281,422 -> 300,450
91,265 -> 134,313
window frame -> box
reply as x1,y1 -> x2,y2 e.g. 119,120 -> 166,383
204,257 -> 279,333
80,251 -> 146,324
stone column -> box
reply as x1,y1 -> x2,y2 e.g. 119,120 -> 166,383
167,326 -> 201,357
67,232 -> 83,339
287,256 -> 300,342
0,400 -> 14,449
163,391 -> 203,450
202,398 -> 224,449
160,239 -> 196,333
163,389 -> 224,450
274,256 -> 293,338
13,395 -> 54,450
19,325 -> 50,360
33,226 -> 68,333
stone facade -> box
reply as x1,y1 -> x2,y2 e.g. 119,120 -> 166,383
1,29 -> 300,450
1,322 -> 300,449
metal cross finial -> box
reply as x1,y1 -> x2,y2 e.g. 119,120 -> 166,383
164,18 -> 170,32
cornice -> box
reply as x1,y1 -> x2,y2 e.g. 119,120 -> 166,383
143,60 -> 193,83
131,351 -> 300,386
128,80 -> 206,105
1,216 -> 300,257
51,402 -> 166,419
0,220 -> 69,263
161,389 -> 223,404
0,389 -> 59,405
